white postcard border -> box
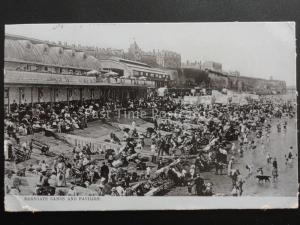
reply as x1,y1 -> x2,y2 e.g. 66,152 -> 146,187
5,196 -> 298,211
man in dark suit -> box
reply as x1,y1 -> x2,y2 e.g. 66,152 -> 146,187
100,162 -> 109,182
194,174 -> 205,196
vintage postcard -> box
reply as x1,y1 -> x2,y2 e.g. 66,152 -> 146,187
4,22 -> 298,211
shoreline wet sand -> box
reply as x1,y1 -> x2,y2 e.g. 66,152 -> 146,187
167,117 -> 298,196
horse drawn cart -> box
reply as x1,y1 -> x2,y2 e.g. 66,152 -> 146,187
31,138 -> 55,156
14,146 -> 31,164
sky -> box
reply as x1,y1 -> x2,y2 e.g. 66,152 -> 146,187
5,22 -> 296,85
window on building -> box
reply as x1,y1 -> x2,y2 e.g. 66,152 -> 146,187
44,66 -> 48,71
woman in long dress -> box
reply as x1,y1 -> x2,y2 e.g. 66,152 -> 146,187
56,161 -> 66,187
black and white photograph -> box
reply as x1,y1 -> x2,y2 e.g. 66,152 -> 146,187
3,23 -> 298,210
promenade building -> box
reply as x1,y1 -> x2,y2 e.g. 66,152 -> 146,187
4,34 -> 157,113
4,33 -> 287,114
173,67 -> 286,95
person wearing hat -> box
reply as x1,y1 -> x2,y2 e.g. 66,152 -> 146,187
145,166 -> 151,179
111,187 -> 119,196
194,173 -> 205,196
272,161 -> 279,182
82,156 -> 89,167
135,138 -> 143,153
4,136 -> 12,161
195,156 -> 203,173
48,170 -> 57,184
157,158 -> 164,170
39,160 -> 48,174
231,169 -> 240,188
57,119 -> 62,133
227,156 -> 234,176
84,180 -> 90,188
8,176 -> 21,195
272,157 -> 278,170
245,164 -> 253,177
56,158 -> 66,187
5,171 -> 15,194
100,162 -> 109,182
99,177 -> 106,188
285,147 -> 295,165
150,140 -> 157,153
230,142 -> 236,153
115,182 -> 125,196
231,184 -> 239,197
236,171 -> 245,196
203,182 -> 214,196
189,165 -> 196,179
131,121 -> 136,130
